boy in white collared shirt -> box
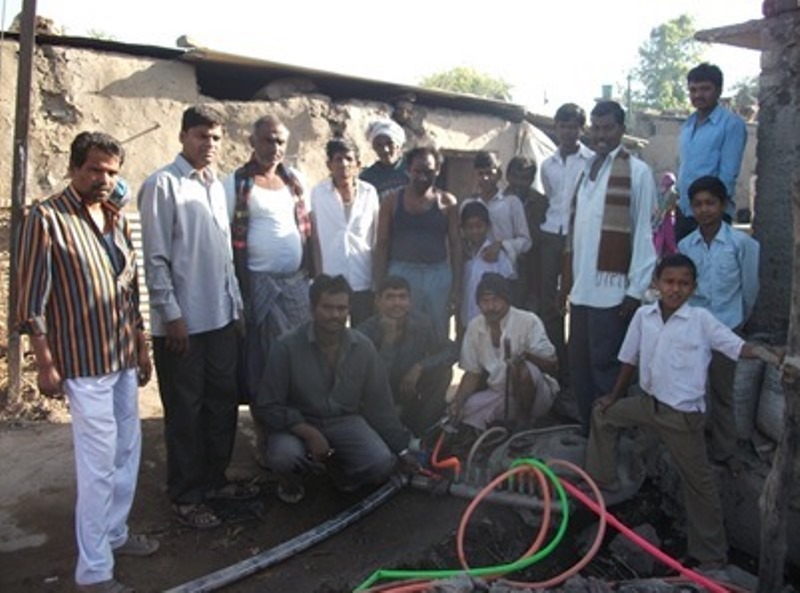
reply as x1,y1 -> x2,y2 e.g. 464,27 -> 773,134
586,253 -> 777,572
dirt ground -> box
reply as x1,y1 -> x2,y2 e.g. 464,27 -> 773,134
0,378 -> 478,593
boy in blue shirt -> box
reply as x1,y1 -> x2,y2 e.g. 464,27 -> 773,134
678,175 -> 760,474
586,254 -> 776,572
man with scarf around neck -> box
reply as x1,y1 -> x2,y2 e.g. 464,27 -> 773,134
561,100 -> 657,435
223,115 -> 312,404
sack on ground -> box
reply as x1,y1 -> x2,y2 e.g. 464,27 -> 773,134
732,358 -> 765,440
756,364 -> 784,443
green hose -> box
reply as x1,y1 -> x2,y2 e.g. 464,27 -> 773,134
353,458 -> 570,591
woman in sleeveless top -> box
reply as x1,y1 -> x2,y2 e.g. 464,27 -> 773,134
374,146 -> 462,340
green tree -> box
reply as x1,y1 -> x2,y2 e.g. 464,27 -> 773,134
631,14 -> 706,111
732,75 -> 759,110
419,67 -> 512,101
86,28 -> 117,41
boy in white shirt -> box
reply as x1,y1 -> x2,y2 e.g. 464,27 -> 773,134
586,253 -> 778,572
459,201 -> 514,334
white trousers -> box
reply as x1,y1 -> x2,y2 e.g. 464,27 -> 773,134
64,368 -> 141,585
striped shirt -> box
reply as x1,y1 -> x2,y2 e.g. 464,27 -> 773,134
16,186 -> 143,379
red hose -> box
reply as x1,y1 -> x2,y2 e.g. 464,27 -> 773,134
364,460 -> 607,593
558,477 -> 732,593
359,458 -> 734,593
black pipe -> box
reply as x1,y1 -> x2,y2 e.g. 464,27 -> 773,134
163,475 -> 406,593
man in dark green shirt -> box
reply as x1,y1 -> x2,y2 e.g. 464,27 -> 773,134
255,274 -> 414,503
358,275 -> 456,437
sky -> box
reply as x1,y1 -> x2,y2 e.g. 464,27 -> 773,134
1,0 -> 762,114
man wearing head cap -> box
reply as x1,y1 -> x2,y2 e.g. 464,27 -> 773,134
360,119 -> 408,201
450,273 -> 559,431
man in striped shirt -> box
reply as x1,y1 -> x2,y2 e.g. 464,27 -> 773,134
17,131 -> 157,593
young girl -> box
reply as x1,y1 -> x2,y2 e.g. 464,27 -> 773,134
653,171 -> 678,259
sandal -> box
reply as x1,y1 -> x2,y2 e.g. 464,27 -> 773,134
173,503 -> 222,530
277,480 -> 305,504
206,481 -> 261,501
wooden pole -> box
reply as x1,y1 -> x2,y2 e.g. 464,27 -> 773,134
4,0 -> 37,407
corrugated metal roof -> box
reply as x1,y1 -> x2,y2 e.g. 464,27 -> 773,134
3,32 -> 649,145
3,32 -> 530,120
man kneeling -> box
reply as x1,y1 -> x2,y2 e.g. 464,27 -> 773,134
450,273 -> 559,432
253,274 -> 416,503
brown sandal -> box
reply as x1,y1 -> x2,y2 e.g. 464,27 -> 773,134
173,503 -> 222,530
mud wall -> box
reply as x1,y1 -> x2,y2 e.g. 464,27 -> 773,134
0,41 -> 550,207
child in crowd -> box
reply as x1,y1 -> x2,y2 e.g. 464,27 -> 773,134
506,156 -> 547,310
459,201 -> 514,335
678,175 -> 760,475
653,171 -> 678,259
585,253 -> 777,573
461,151 -> 531,306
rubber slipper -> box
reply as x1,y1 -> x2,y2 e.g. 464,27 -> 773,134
173,503 -> 222,530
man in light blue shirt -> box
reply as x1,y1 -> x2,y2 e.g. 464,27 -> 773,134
676,63 -> 747,241
679,175 -> 759,474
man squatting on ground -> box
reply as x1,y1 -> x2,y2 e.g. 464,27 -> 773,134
17,131 -> 158,593
450,273 -> 559,433
358,275 -> 458,438
253,274 -> 419,503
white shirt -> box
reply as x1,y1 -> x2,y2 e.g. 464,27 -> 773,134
540,142 -> 594,235
310,178 -> 379,291
461,192 -> 531,265
460,306 -> 558,393
569,146 -> 658,308
223,175 -> 303,274
619,302 -> 744,412
461,238 -> 515,325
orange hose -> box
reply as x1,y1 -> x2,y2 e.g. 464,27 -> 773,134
456,465 -> 552,574
501,459 -> 607,589
366,459 -> 606,593
430,431 -> 461,479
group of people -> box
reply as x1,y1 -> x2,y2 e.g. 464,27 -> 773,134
14,60 -> 768,591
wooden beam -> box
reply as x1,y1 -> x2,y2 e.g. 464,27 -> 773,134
4,0 -> 37,407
